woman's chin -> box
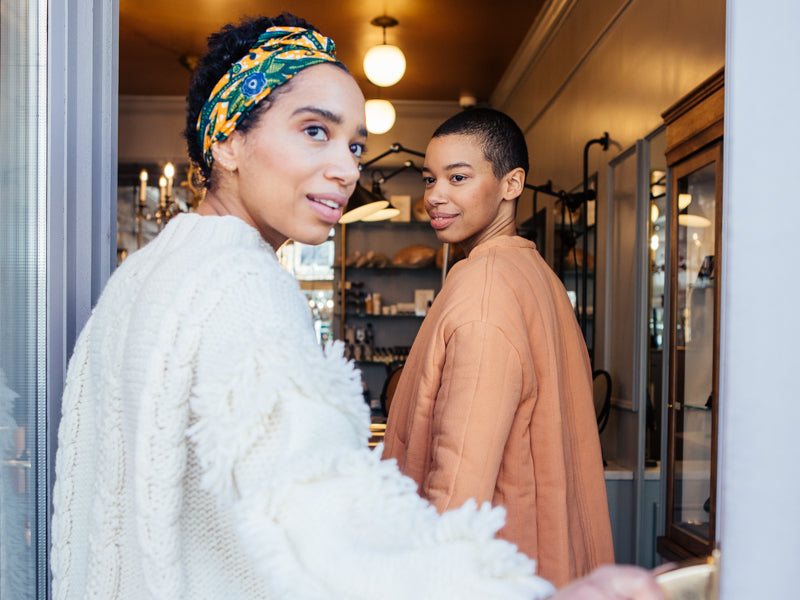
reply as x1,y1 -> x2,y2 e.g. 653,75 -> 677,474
292,227 -> 334,247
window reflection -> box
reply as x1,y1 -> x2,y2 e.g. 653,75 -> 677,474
277,238 -> 335,345
672,161 -> 716,543
647,130 -> 667,466
0,0 -> 42,593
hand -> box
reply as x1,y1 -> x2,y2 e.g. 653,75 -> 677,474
549,565 -> 666,600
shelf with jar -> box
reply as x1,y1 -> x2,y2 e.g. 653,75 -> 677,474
334,220 -> 445,348
334,219 -> 462,416
333,144 -> 468,415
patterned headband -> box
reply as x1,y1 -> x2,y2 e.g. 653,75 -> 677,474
196,26 -> 341,168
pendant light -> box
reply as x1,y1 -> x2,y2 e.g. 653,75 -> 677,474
363,15 -> 406,87
365,99 -> 396,134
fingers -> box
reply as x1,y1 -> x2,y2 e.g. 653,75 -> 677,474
605,565 -> 665,599
552,565 -> 666,600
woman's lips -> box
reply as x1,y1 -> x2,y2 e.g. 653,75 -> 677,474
308,194 -> 345,225
429,213 -> 457,230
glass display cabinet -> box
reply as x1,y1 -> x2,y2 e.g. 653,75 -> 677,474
657,69 -> 724,561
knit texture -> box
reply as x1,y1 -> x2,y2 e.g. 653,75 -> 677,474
51,214 -> 555,600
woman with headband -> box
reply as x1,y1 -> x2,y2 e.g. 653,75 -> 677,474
51,13 -> 663,600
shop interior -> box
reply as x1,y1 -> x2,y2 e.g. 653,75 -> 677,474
115,0 -> 726,574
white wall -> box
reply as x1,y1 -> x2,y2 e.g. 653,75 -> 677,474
118,96 -> 188,164
494,0 -> 725,373
494,0 -> 725,198
719,1 -> 800,597
359,100 -> 460,166
493,0 -> 726,566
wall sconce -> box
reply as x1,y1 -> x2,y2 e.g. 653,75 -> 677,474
340,146 -> 425,224
340,183 -> 388,224
651,204 -> 660,222
360,161 -> 421,222
365,99 -> 396,134
651,170 -> 667,198
677,192 -> 711,227
678,213 -> 712,228
363,15 -> 406,87
359,183 -> 399,222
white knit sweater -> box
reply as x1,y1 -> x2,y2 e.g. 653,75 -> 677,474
51,214 -> 555,600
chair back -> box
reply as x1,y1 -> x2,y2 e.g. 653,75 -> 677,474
592,369 -> 612,434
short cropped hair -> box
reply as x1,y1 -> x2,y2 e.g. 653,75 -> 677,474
432,108 -> 529,180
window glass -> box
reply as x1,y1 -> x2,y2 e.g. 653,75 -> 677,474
0,2 -> 44,597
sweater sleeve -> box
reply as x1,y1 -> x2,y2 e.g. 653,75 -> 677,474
423,320 -> 525,512
184,258 -> 555,600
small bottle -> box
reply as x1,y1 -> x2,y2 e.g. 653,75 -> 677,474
372,293 -> 381,315
362,381 -> 371,406
364,323 -> 374,361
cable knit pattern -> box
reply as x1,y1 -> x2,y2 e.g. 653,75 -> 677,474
51,214 -> 556,600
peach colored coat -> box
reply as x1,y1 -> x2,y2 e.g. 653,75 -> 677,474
382,235 -> 614,588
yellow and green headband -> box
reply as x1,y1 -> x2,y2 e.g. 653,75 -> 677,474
196,25 -> 341,168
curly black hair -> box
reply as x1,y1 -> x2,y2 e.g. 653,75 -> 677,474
183,13 -> 318,188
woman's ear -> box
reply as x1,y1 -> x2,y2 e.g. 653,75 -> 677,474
502,167 -> 526,201
210,135 -> 239,173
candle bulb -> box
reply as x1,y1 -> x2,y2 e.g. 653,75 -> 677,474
164,162 -> 175,198
139,169 -> 148,204
159,175 -> 167,205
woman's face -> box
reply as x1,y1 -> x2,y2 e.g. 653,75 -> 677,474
422,133 -> 518,253
220,63 -> 367,248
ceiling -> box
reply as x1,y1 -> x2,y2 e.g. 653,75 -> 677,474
119,0 -> 547,103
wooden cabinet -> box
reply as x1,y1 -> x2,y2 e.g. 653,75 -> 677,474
657,68 -> 723,561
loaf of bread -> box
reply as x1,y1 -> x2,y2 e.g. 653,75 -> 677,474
412,197 -> 430,222
355,251 -> 373,268
391,245 -> 437,268
354,250 -> 390,268
345,250 -> 362,267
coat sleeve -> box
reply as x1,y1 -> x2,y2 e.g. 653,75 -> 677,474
184,260 -> 555,600
423,320 -> 526,512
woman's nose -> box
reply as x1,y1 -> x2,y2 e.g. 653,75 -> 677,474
326,145 -> 361,188
425,184 -> 446,206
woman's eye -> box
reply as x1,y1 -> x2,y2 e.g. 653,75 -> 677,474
451,174 -> 467,183
350,143 -> 365,158
422,176 -> 435,186
305,125 -> 328,141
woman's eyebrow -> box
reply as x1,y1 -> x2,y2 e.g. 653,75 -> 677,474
292,106 -> 341,123
445,161 -> 472,170
291,106 -> 367,137
422,162 -> 472,174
